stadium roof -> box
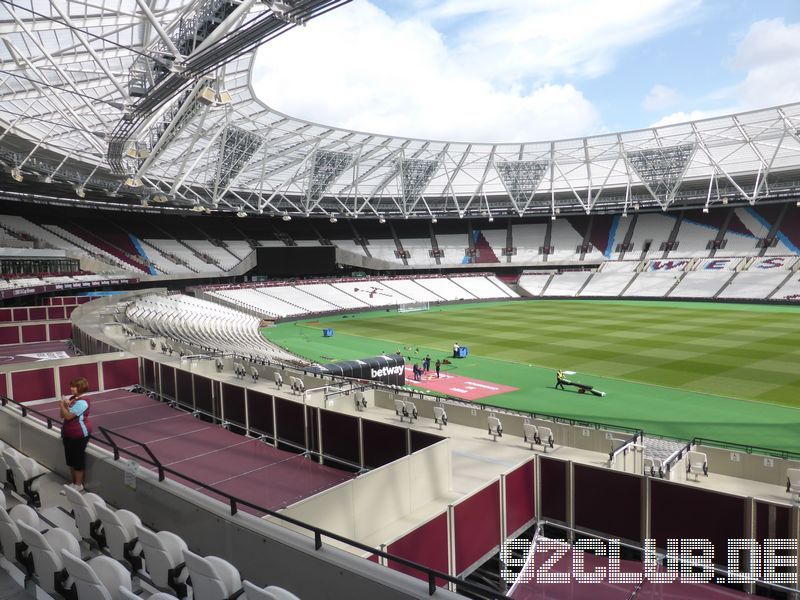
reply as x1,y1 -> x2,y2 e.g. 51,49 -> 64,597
2,0 -> 800,219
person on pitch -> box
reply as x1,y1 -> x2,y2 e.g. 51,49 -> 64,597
556,370 -> 568,390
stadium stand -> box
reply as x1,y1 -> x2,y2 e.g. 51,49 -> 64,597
548,219 -> 585,262
126,294 -> 303,364
517,273 -> 553,296
511,223 -> 547,262
579,269 -> 637,297
3,2 -> 800,596
668,271 -> 731,298
542,271 -> 592,297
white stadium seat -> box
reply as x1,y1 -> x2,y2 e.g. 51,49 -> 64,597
182,549 -> 243,600
61,549 -> 132,600
17,521 -> 81,595
242,580 -> 300,600
135,525 -> 189,597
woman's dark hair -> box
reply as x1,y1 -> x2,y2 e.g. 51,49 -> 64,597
69,377 -> 89,395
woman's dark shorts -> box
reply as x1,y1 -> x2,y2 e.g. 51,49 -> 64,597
62,436 -> 89,470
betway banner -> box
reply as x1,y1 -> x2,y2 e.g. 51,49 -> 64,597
309,355 -> 406,386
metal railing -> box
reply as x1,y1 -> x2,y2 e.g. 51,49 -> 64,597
0,393 -> 508,599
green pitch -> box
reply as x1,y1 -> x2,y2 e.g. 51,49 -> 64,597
262,300 -> 800,454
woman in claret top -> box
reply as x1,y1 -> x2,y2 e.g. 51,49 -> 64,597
59,376 -> 92,493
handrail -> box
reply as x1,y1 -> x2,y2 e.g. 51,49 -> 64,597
0,393 -> 505,599
693,437 -> 800,461
608,430 -> 643,463
662,439 -> 694,474
538,520 -> 800,595
95,428 -> 506,599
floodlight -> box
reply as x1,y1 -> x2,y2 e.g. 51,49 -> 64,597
431,217 -> 437,224
191,204 -> 205,212
236,210 -> 247,218
282,214 -> 291,221
329,216 -> 337,223
10,167 -> 22,182
75,187 -> 86,199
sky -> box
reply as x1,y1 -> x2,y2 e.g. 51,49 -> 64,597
251,0 -> 800,143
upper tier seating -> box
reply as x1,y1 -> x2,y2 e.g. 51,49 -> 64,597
626,213 -> 676,259
548,219 -> 584,262
436,234 -> 469,265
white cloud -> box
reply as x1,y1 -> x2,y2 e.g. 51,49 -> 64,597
426,0 -> 700,84
731,19 -> 800,109
643,85 -> 679,111
252,1 -> 697,142
651,18 -> 800,127
649,109 -> 731,128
